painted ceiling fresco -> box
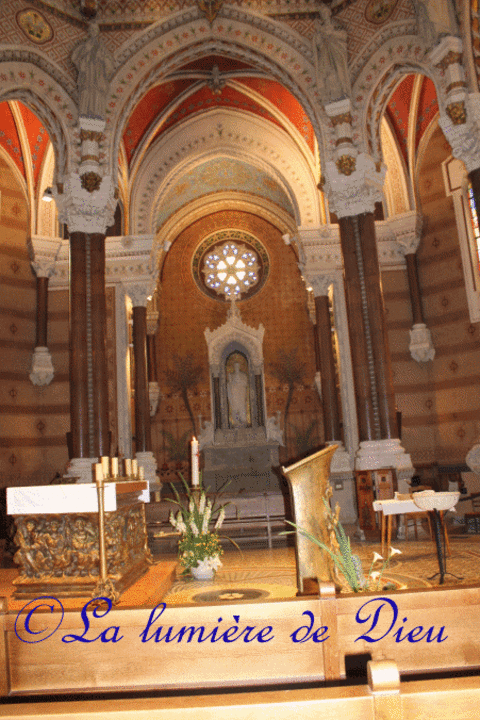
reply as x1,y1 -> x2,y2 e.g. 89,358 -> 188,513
386,74 -> 438,164
155,157 -> 295,230
0,101 -> 50,188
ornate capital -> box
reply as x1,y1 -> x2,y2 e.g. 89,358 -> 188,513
55,172 -> 117,235
29,346 -> 54,386
409,323 -> 435,363
305,273 -> 333,297
393,212 -> 423,255
324,153 -> 386,218
124,280 -> 156,307
28,236 -> 63,278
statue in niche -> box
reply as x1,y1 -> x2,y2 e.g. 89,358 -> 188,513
313,5 -> 351,103
227,355 -> 250,428
71,22 -> 115,119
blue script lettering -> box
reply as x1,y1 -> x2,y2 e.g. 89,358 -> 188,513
355,597 -> 447,643
62,597 -> 124,644
139,604 -> 274,643
15,596 -> 65,644
290,611 -> 329,643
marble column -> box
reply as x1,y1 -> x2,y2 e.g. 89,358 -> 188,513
29,258 -> 56,386
68,232 -> 110,464
322,106 -> 412,477
125,283 -> 159,484
396,221 -> 435,363
146,295 -> 160,417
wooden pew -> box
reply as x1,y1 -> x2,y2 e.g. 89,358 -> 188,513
2,583 -> 480,700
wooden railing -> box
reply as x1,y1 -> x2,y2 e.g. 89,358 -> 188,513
1,583 -> 480,718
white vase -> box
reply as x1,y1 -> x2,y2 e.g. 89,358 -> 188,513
191,564 -> 215,581
190,556 -> 222,580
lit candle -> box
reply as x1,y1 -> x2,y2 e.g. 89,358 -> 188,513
94,463 -> 104,482
191,436 -> 199,487
111,457 -> 119,478
101,456 -> 110,478
132,458 -> 138,477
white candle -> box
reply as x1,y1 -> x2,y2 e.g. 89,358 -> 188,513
111,457 -> 119,478
101,456 -> 110,478
132,458 -> 138,477
124,458 -> 132,477
191,436 -> 199,487
94,463 -> 104,482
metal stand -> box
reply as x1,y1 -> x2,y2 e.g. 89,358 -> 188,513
428,509 -> 462,585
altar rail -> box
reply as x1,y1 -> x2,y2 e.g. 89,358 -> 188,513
1,583 -> 480,699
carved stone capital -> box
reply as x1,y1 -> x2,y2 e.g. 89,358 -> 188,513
306,274 -> 332,297
64,457 -> 98,484
29,346 -> 54,386
439,97 -> 480,172
324,153 -> 386,218
149,380 -> 160,417
393,212 -> 423,255
409,323 -> 435,363
28,236 -> 63,278
124,277 -> 157,307
54,172 -> 117,235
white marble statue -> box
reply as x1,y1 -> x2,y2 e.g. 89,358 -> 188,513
71,23 -> 115,119
415,0 -> 458,45
313,5 -> 351,103
227,362 -> 249,427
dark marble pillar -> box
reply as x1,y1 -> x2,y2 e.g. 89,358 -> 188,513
338,212 -> 398,442
69,232 -> 110,459
314,292 -> 342,443
132,304 -> 151,453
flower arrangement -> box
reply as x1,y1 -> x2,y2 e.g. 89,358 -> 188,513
167,474 -> 227,576
285,498 -> 402,592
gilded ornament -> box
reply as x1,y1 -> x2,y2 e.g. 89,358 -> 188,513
331,112 -> 353,127
81,171 -> 102,192
336,154 -> 356,176
436,51 -> 463,71
446,100 -> 467,125
197,0 -> 223,24
17,9 -> 53,45
80,129 -> 102,142
365,0 -> 398,25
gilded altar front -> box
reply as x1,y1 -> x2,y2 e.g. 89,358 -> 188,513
8,481 -> 152,600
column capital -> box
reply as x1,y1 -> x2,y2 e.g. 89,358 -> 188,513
391,212 -> 423,255
324,153 -> 386,218
304,273 -> 333,297
54,171 -> 117,235
124,277 -> 158,308
28,236 -> 63,277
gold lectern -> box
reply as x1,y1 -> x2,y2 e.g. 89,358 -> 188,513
282,444 -> 338,594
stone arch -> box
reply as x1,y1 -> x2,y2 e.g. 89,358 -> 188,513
103,9 -> 325,180
352,35 -> 447,163
130,108 -> 320,236
0,60 -> 78,184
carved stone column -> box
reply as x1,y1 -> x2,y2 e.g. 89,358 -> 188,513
323,148 -> 412,479
124,282 -> 158,484
396,215 -> 435,363
146,291 -> 160,417
29,251 -> 58,386
54,131 -> 117,482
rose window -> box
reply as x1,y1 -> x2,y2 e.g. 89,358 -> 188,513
201,241 -> 260,298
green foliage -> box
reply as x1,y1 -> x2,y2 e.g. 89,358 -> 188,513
270,348 -> 306,427
162,429 -> 190,462
164,354 -> 203,434
289,419 -> 317,456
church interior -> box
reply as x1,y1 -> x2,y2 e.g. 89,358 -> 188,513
2,0 -> 480,717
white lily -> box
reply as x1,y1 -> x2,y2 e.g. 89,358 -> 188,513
370,571 -> 380,580
372,552 -> 383,564
389,547 -> 402,557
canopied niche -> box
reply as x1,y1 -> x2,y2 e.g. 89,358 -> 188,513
201,299 -> 282,493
